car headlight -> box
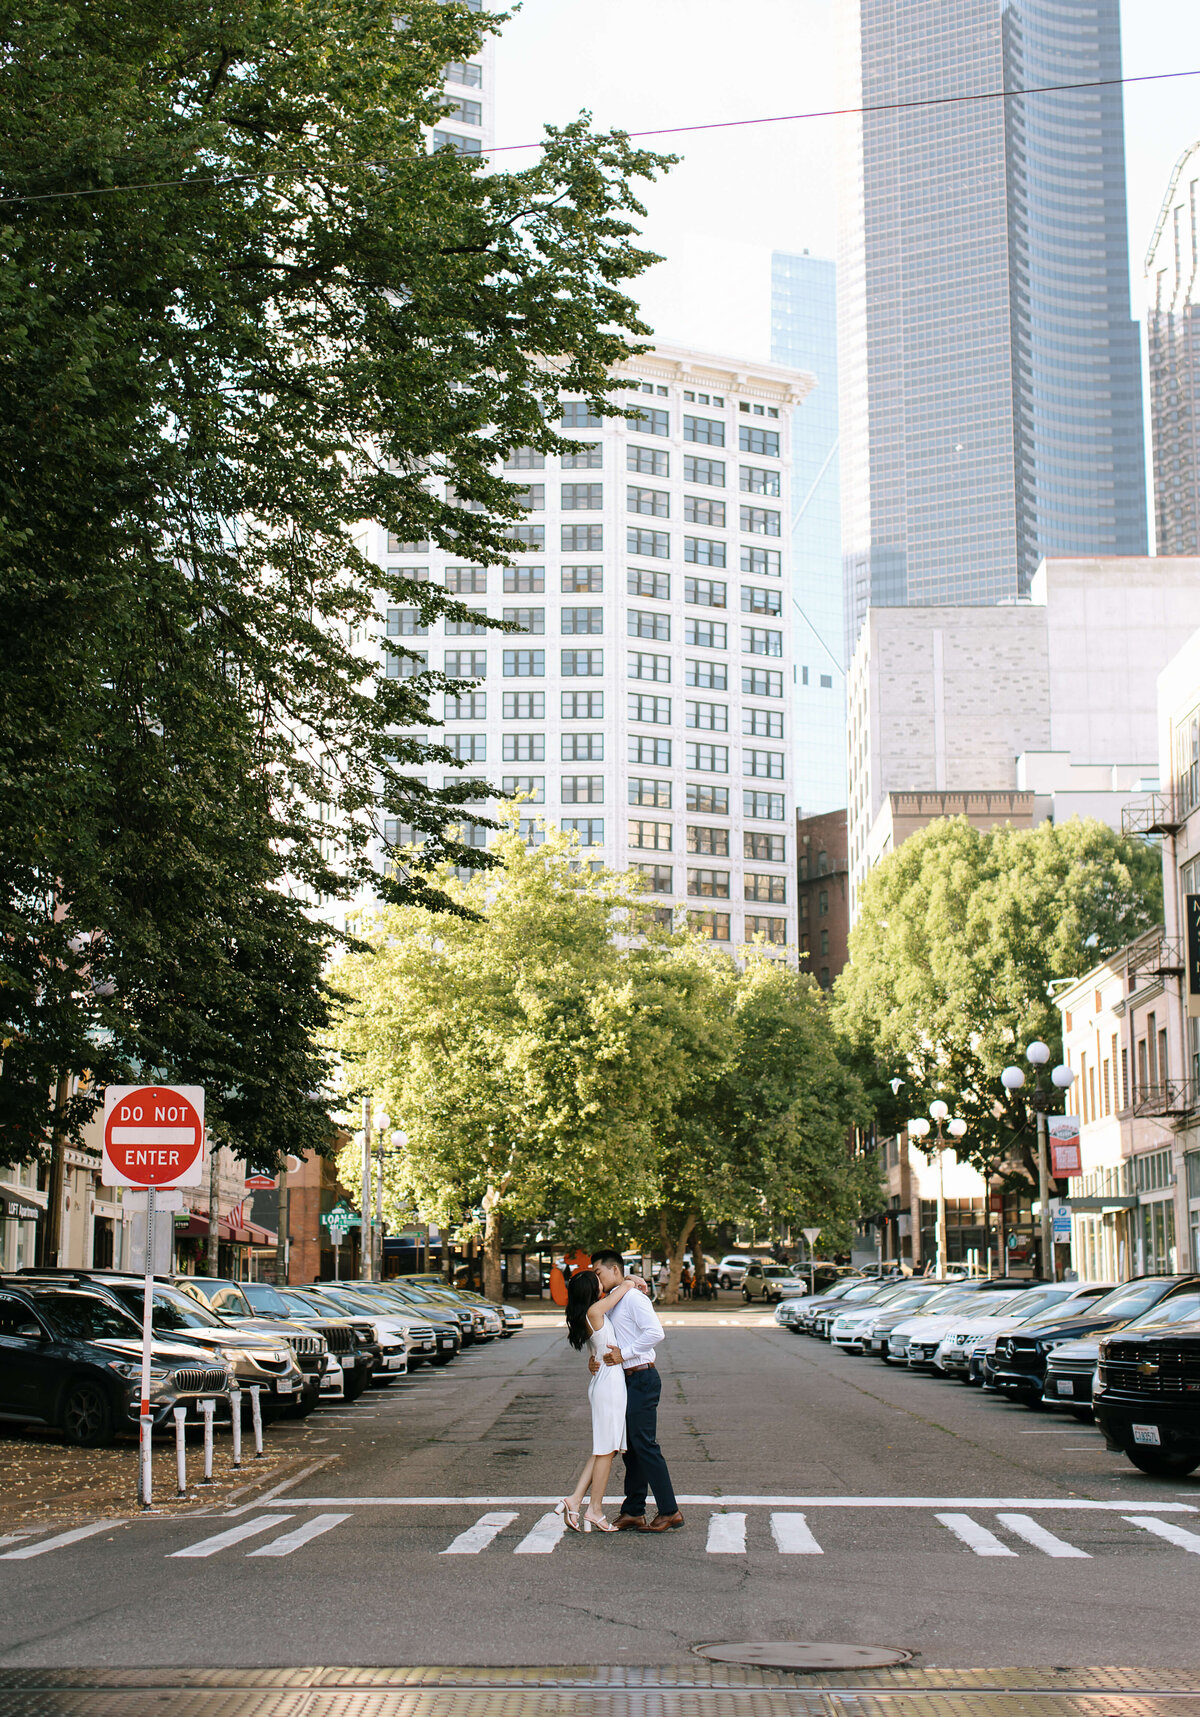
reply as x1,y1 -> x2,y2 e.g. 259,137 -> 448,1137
109,1360 -> 171,1383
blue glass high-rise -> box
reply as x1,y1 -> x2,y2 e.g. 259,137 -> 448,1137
771,251 -> 845,815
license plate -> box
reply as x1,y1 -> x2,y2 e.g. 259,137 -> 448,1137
276,1378 -> 295,1394
339,1355 -> 354,1368
1133,1423 -> 1162,1446
386,1355 -> 403,1369
439,1339 -> 454,1349
1056,1379 -> 1074,1396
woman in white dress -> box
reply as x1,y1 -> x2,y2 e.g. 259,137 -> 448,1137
557,1269 -> 637,1533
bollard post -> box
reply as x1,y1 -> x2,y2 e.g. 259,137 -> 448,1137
248,1385 -> 265,1458
200,1398 -> 215,1484
229,1386 -> 242,1469
173,1407 -> 187,1496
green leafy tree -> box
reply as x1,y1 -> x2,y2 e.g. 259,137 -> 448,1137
834,816 -> 1162,1187
0,0 -> 671,1168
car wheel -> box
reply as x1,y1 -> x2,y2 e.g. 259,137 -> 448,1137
719,1275 -> 731,1291
741,1288 -> 751,1302
60,1380 -> 114,1448
343,1373 -> 368,1402
432,1354 -> 453,1366
1127,1446 -> 1200,1478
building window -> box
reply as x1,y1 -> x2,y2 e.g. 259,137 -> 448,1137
628,651 -> 670,683
562,775 -> 604,804
432,130 -> 482,155
745,873 -> 786,903
445,692 -> 487,720
561,401 -> 602,428
501,774 -> 544,802
504,566 -> 545,593
446,733 -> 486,761
504,445 -> 544,470
503,733 -> 545,761
445,649 -> 486,677
629,735 -> 671,766
687,742 -> 728,773
562,817 -> 604,846
445,614 -> 488,636
629,777 -> 672,808
685,577 -> 726,608
562,732 -> 603,761
627,485 -> 669,517
684,415 -> 725,447
445,60 -> 483,87
626,405 -> 669,436
509,522 -> 545,550
685,496 -> 726,527
504,690 -> 544,719
687,783 -> 729,814
562,565 -> 603,592
743,707 -> 783,738
745,749 -> 784,779
632,863 -> 673,894
741,585 -> 782,616
562,607 -> 603,634
518,818 -> 546,846
742,667 -> 783,697
562,443 -> 602,469
684,455 -> 725,487
503,607 -> 544,634
746,915 -> 787,946
688,824 -> 729,856
745,831 -> 785,861
685,537 -> 726,568
512,483 -> 544,511
563,523 -> 603,552
563,482 -> 603,510
628,566 -> 670,600
386,608 -> 427,637
745,790 -> 785,820
685,618 -> 727,650
741,546 -> 781,577
686,700 -> 728,731
739,465 -> 781,497
628,527 -> 669,559
387,535 -> 430,554
562,648 -> 603,675
562,690 -> 603,718
628,445 -> 668,476
688,867 -> 730,899
629,820 -> 672,851
444,566 -> 487,595
442,97 -> 483,126
385,649 -> 427,679
628,609 -> 671,641
503,648 -> 544,676
628,693 -> 671,724
741,625 -> 782,657
686,658 -> 728,690
740,505 -> 781,537
817,889 -> 830,915
739,426 -> 780,457
690,910 -> 731,941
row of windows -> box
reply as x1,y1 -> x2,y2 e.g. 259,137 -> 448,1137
500,467 -> 782,505
465,707 -> 780,744
386,661 -> 786,700
390,588 -> 783,643
386,552 -> 783,588
541,403 -> 784,458
425,735 -> 783,777
626,866 -> 787,903
386,631 -> 784,678
385,814 -> 786,864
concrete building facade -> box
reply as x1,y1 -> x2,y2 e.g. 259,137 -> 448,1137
1146,140 -> 1200,557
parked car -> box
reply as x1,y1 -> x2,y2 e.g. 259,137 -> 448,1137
171,1276 -> 327,1415
239,1280 -> 381,1399
274,1287 -> 406,1381
353,1283 -> 467,1359
814,1279 -> 913,1340
832,1282 -> 954,1353
742,1262 -> 809,1303
0,1279 -> 232,1446
936,1283 -> 1113,1381
797,1277 -> 874,1333
305,1283 -> 442,1367
887,1282 -> 1050,1365
1041,1336 -> 1103,1416
797,1263 -> 865,1296
1094,1287 -> 1200,1477
774,1297 -> 809,1329
30,1271 -> 306,1419
989,1275 -> 1200,1404
442,1286 -> 521,1335
716,1254 -> 760,1290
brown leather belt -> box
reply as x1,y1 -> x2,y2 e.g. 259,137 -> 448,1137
624,1363 -> 656,1375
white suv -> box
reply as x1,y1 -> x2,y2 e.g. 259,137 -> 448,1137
716,1254 -> 759,1290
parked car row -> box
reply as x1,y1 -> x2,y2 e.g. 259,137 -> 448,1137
0,1268 -> 521,1448
779,1270 -> 1200,1480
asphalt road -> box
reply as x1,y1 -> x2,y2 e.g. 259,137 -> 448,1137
2,1304 -> 1199,1669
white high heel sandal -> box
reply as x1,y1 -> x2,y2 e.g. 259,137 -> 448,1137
556,1498 -> 582,1532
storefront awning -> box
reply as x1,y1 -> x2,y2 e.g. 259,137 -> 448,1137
1067,1195 -> 1137,1212
175,1211 -> 278,1245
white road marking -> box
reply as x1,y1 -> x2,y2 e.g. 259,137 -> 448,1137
1126,1515 -> 1200,1554
281,1493 -> 1198,1511
0,1533 -> 37,1553
246,1513 -> 350,1557
442,1512 -> 520,1554
169,1514 -> 293,1559
513,1510 -> 567,1554
0,1521 -> 124,1560
770,1512 -> 823,1554
994,1512 -> 1090,1558
706,1512 -> 747,1553
935,1513 -> 1018,1556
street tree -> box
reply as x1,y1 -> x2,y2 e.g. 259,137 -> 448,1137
834,816 -> 1162,1189
0,0 -> 671,1169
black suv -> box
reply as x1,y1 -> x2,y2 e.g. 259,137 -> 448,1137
990,1275 -> 1200,1404
240,1280 -> 378,1399
0,1279 -> 231,1446
1094,1285 -> 1200,1477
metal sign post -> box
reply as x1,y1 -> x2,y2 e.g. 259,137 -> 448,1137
801,1227 -> 821,1295
138,1185 -> 156,1507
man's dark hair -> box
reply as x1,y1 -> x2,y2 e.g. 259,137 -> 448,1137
591,1250 -> 625,1274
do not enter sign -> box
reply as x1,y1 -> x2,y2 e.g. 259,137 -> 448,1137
102,1085 -> 205,1188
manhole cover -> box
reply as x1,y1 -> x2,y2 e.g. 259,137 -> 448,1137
694,1643 -> 912,1671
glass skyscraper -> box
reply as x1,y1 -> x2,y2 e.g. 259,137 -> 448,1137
838,0 -> 1148,653
1146,139 -> 1200,556
771,251 -> 846,815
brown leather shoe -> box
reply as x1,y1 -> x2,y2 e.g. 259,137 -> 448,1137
612,1513 -> 649,1532
646,1511 -> 685,1532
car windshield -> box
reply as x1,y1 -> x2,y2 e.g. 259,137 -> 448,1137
1125,1290 -> 1200,1328
241,1284 -> 295,1316
320,1288 -> 377,1313
1012,1291 -> 1098,1325
839,1283 -> 888,1304
37,1292 -> 142,1342
280,1292 -> 319,1317
146,1288 -> 224,1331
1082,1280 -> 1179,1321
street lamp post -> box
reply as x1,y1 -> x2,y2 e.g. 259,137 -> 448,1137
908,1103 -> 968,1276
1001,1042 -> 1076,1281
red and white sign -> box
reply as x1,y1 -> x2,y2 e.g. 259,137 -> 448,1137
1048,1115 -> 1082,1178
102,1084 -> 205,1188
244,1174 -> 277,1190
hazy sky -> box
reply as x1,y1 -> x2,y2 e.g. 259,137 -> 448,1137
494,0 -> 1200,362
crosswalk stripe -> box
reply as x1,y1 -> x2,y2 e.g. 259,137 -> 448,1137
994,1513 -> 1090,1559
442,1512 -> 520,1555
1125,1514 -> 1200,1554
0,1521 -> 125,1561
513,1510 -> 566,1554
169,1514 -> 293,1559
246,1513 -> 350,1558
935,1512 -> 1018,1557
770,1512 -> 823,1554
706,1512 -> 747,1554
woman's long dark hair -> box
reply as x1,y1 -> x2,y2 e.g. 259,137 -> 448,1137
565,1270 -> 601,1351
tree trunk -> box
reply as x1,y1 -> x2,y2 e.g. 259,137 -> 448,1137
482,1185 -> 504,1303
657,1211 -> 698,1305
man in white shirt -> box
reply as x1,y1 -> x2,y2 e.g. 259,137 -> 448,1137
592,1250 -> 683,1532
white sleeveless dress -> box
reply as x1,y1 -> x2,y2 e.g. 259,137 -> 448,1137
587,1314 -> 628,1454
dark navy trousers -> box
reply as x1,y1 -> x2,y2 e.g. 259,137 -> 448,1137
621,1366 -> 678,1518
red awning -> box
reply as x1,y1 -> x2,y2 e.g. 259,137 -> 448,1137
175,1211 -> 277,1245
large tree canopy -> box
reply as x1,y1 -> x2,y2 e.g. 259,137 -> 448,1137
834,816 -> 1162,1186
0,0 -> 670,1166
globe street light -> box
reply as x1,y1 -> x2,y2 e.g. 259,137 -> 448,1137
909,1103 -> 967,1276
1001,1043 -> 1077,1280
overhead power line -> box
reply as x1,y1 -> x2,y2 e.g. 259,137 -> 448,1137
1,65 -> 1196,208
